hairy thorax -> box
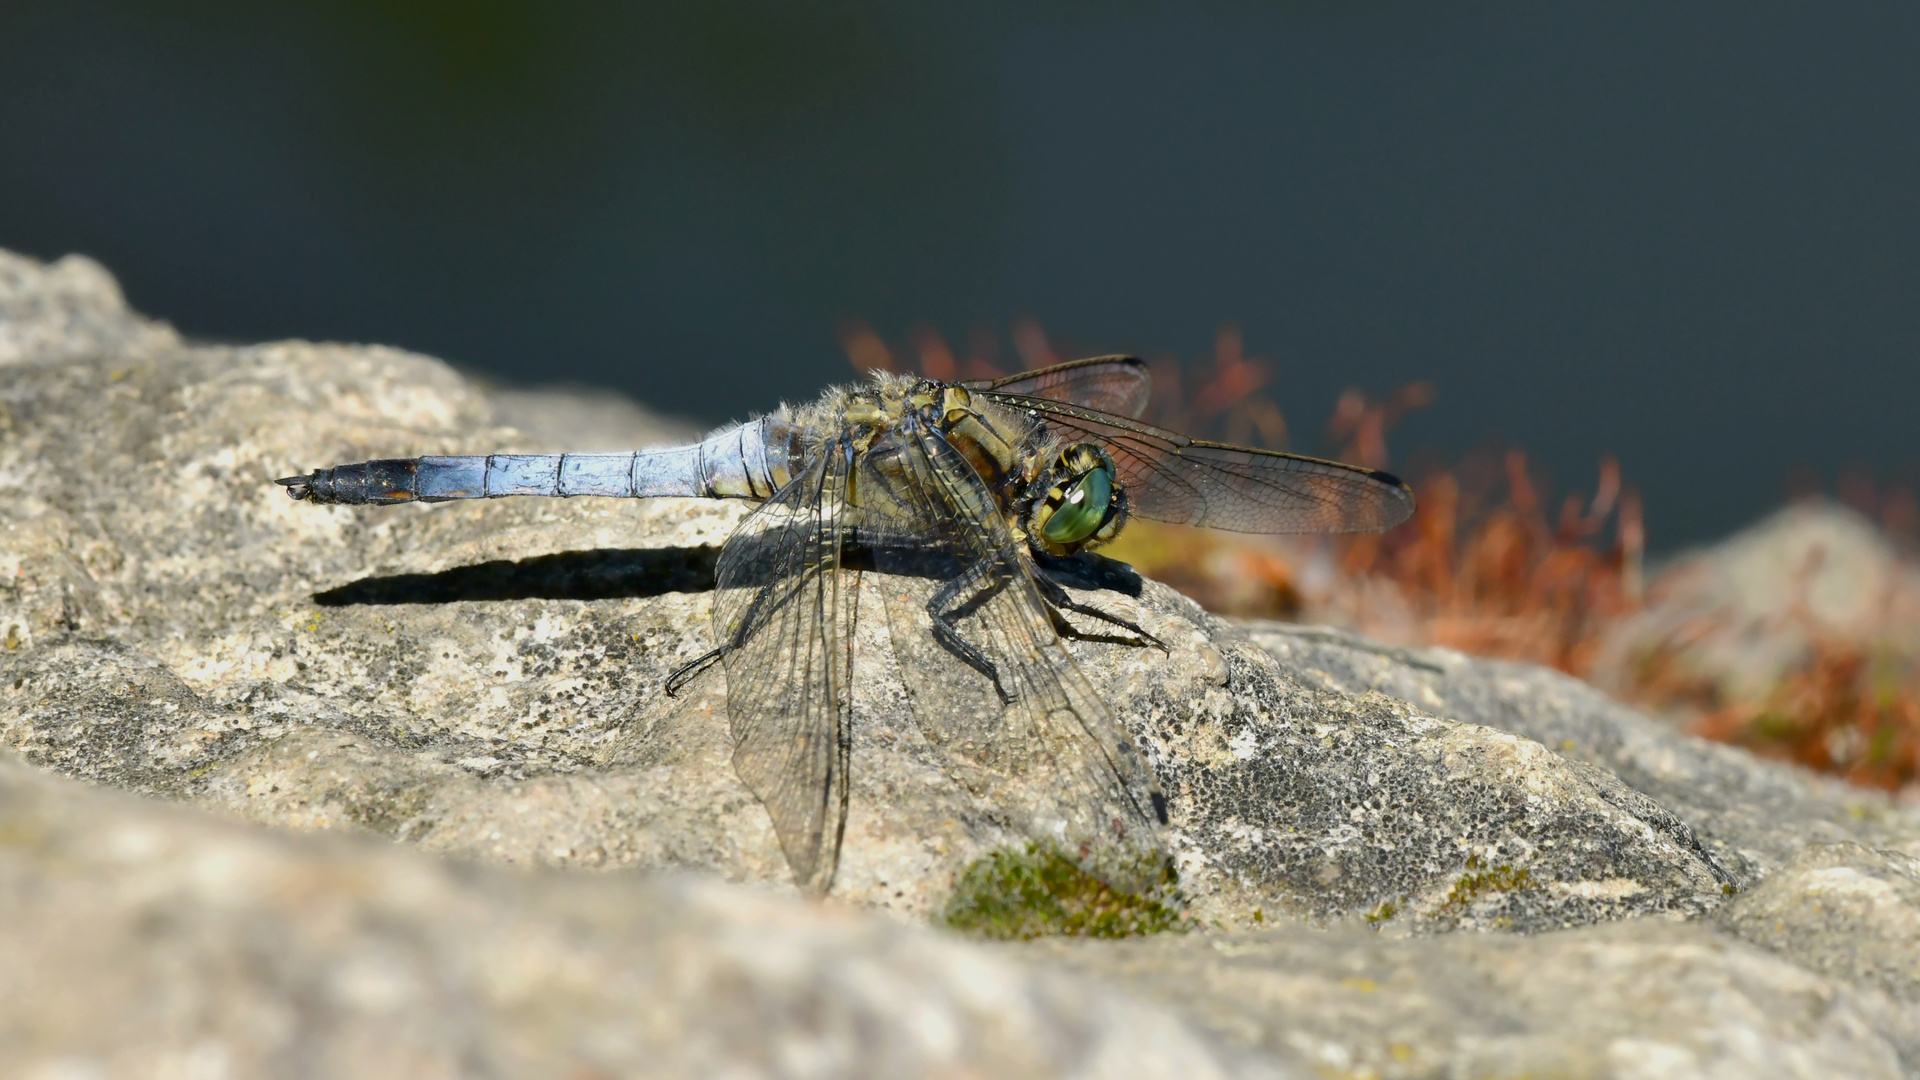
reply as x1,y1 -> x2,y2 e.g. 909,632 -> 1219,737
792,374 -> 1061,532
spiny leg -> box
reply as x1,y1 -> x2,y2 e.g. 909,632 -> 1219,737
664,647 -> 723,696
927,556 -> 1016,704
667,560 -> 825,696
1032,571 -> 1169,653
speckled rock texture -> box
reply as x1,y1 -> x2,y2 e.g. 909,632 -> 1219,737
3,246 -> 1920,1078
1245,622 -> 1920,877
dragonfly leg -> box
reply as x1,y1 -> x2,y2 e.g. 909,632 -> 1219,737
927,559 -> 1016,704
665,646 -> 724,696
1032,572 -> 1169,653
678,560 -> 826,696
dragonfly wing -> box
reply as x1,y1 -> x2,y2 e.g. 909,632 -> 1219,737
959,355 -> 1152,419
980,395 -> 1416,534
855,418 -> 1165,887
711,441 -> 856,893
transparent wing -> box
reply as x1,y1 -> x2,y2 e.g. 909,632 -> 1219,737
853,416 -> 1165,887
979,394 -> 1416,534
711,441 -> 855,893
959,355 -> 1152,419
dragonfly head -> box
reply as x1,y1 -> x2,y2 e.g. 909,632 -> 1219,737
1025,444 -> 1128,556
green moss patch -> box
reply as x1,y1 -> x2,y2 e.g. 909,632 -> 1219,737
1439,854 -> 1537,916
939,843 -> 1192,940
1365,898 -> 1402,925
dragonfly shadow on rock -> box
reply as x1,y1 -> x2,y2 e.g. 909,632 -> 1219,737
311,544 -> 1149,610
312,541 -> 1144,611
312,546 -> 726,606
1031,551 -> 1149,599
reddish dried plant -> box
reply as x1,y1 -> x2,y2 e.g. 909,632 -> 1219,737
1685,640 -> 1920,789
1337,442 -> 1644,675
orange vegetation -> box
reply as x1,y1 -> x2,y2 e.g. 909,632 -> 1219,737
1685,639 -> 1920,790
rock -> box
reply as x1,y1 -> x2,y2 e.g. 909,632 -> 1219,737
1719,841 -> 1920,1003
4,246 -> 1920,1076
1246,621 -> 1920,876
1034,917 -> 1920,1079
1680,503 -> 1905,634
0,248 -> 180,365
1118,624 -> 1737,929
0,749 -> 1267,1079
484,381 -> 703,452
1586,501 -> 1920,709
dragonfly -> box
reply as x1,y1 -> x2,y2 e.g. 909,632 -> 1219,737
277,357 -> 1414,893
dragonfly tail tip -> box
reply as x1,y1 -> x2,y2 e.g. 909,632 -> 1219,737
274,473 -> 315,501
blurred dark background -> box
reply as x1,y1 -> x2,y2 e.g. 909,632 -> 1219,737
2,0 -> 1916,550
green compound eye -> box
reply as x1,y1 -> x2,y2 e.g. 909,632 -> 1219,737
1040,466 -> 1113,545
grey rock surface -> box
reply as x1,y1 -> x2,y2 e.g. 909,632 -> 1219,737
1036,916 -> 1920,1079
484,380 -> 703,451
4,246 -> 1920,1077
1129,630 -> 1737,930
1719,841 -> 1920,1003
0,750 -> 1267,1079
0,249 -> 180,366
1246,621 -> 1920,876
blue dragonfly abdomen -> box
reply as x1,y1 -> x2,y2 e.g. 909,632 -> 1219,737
278,417 -> 802,505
